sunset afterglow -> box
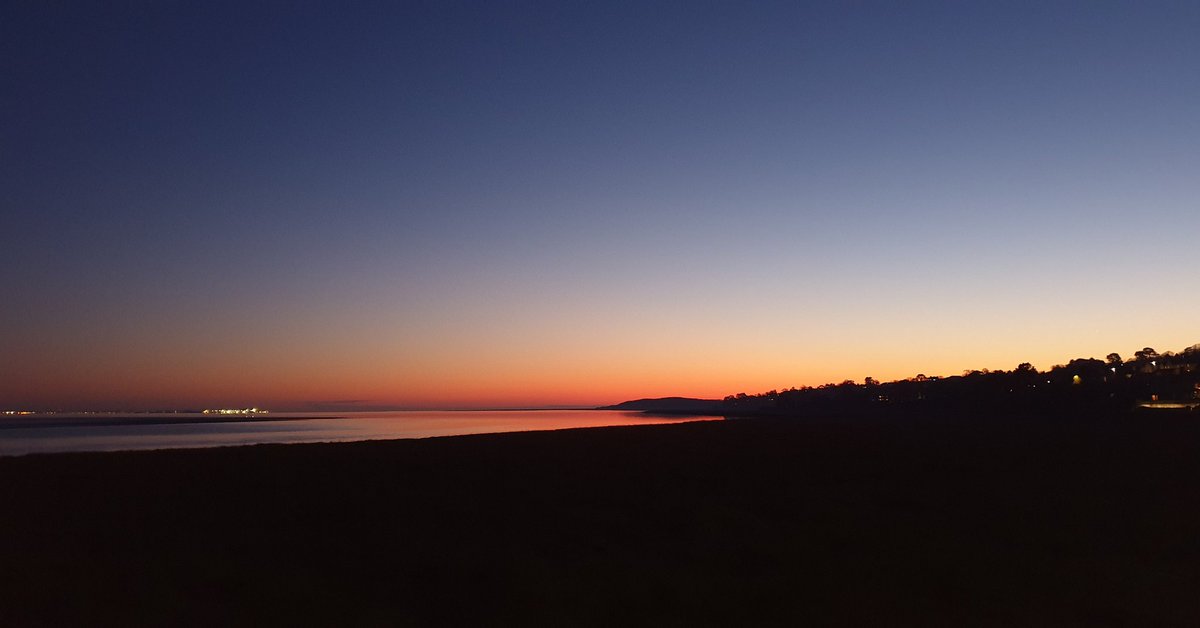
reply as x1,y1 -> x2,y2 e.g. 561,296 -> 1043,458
6,5 -> 1200,625
2,3 -> 1197,411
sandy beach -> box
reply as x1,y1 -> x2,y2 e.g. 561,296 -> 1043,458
3,414 -> 1199,626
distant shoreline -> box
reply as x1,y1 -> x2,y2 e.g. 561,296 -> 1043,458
0,409 -> 716,457
0,414 -> 341,430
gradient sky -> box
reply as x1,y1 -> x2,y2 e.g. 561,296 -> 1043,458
3,1 -> 1198,410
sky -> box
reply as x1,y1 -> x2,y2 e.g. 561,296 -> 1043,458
2,1 -> 1198,410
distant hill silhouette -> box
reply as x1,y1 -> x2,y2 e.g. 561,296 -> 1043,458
608,343 -> 1200,419
720,342 -> 1200,418
598,397 -> 723,414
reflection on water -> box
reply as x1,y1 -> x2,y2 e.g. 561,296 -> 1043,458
0,410 -> 717,456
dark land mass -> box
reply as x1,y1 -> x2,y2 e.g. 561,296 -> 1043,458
4,412 -> 1200,626
598,396 -> 723,413
719,343 -> 1200,420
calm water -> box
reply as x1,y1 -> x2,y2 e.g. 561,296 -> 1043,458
0,410 -> 717,456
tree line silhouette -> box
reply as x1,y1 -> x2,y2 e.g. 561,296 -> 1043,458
723,343 -> 1200,417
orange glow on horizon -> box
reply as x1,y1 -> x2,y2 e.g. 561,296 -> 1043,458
5,330 -> 1197,411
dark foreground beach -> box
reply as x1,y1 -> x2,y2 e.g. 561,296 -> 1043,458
3,413 -> 1199,626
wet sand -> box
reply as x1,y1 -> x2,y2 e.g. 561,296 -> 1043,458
2,413 -> 1198,626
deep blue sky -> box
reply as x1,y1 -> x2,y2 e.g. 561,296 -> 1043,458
3,2 -> 1198,409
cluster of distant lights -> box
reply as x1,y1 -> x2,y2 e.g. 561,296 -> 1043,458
202,408 -> 270,415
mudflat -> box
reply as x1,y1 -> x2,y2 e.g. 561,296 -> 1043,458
3,414 -> 1198,626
